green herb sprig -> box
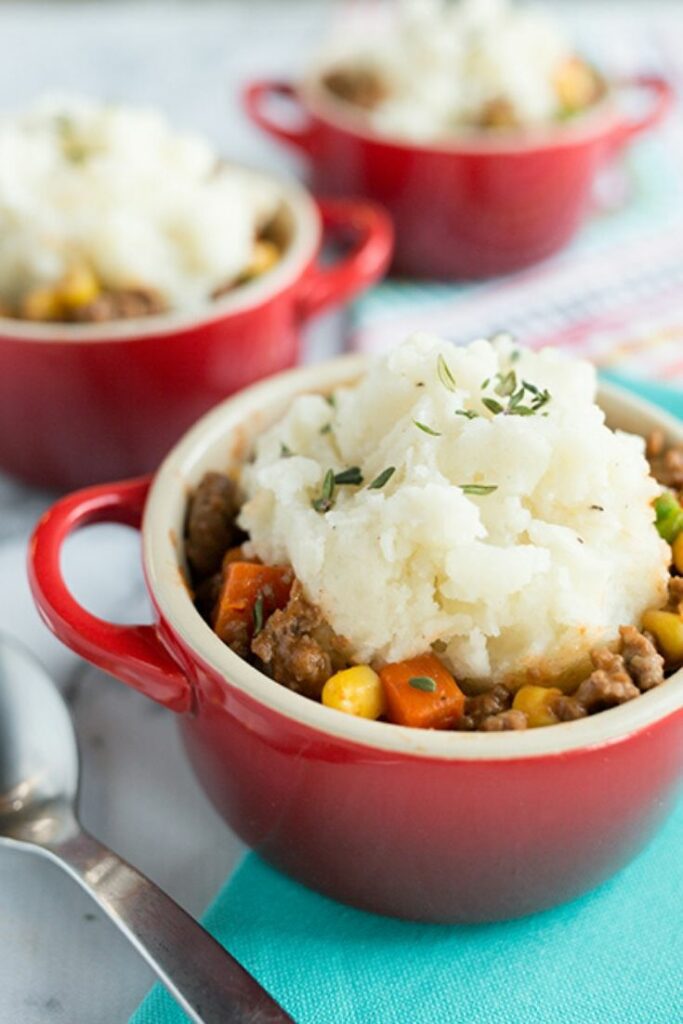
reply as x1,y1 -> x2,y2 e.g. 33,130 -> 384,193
437,354 -> 458,393
334,466 -> 363,486
312,468 -> 336,512
253,595 -> 264,636
414,420 -> 442,436
368,466 -> 396,490
409,676 -> 437,693
460,484 -> 498,496
481,371 -> 552,418
312,465 -> 364,512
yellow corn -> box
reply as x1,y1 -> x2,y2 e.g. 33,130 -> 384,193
322,665 -> 386,720
555,58 -> 599,113
642,609 -> 683,663
512,685 -> 563,728
20,287 -> 64,322
673,533 -> 683,575
59,265 -> 100,310
243,240 -> 280,281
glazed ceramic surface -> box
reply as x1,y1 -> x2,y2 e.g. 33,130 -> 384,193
29,358 -> 683,922
0,176 -> 392,491
244,76 -> 672,279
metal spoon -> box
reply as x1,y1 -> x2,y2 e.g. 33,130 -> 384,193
0,635 -> 293,1024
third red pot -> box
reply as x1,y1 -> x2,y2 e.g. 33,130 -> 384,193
244,76 -> 673,280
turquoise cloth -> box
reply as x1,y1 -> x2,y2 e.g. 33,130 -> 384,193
132,374 -> 683,1024
131,802 -> 683,1024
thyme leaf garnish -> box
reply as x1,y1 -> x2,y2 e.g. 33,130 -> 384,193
481,375 -> 552,417
494,370 -> 517,398
368,466 -> 396,490
409,676 -> 437,693
437,354 -> 458,393
460,484 -> 498,496
320,423 -> 333,435
280,443 -> 293,458
312,468 -> 335,512
253,595 -> 264,636
456,409 -> 478,420
482,397 -> 504,415
325,394 -> 336,408
414,420 -> 442,436
334,466 -> 363,486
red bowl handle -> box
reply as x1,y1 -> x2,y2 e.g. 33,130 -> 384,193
607,74 -> 674,152
297,198 -> 394,321
28,477 -> 192,713
242,80 -> 316,156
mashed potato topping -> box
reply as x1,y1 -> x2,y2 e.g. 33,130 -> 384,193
0,95 -> 280,312
240,334 -> 670,691
317,0 -> 601,139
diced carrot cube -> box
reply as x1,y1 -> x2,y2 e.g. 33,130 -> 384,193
379,653 -> 465,730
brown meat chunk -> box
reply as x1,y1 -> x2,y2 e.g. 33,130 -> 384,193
186,472 -> 240,579
478,98 -> 518,129
667,576 -> 683,613
73,286 -> 166,322
619,625 -> 664,691
552,695 -> 588,722
323,67 -> 388,109
574,648 -> 640,711
251,580 -> 349,699
646,429 -> 666,459
649,445 -> 683,490
481,709 -> 528,731
461,684 -> 512,731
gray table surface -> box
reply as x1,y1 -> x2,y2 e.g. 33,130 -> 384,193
0,1 -> 678,1021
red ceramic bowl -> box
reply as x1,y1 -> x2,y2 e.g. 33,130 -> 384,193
244,74 -> 673,279
29,358 -> 683,923
0,173 -> 392,492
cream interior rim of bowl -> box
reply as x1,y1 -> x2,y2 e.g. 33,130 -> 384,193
300,70 -> 621,155
0,168 -> 320,344
144,354 -> 683,762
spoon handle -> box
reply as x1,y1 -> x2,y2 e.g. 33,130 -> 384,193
44,828 -> 294,1024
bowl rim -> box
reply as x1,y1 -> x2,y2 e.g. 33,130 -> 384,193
298,71 -> 621,156
143,353 -> 683,762
0,167 -> 321,345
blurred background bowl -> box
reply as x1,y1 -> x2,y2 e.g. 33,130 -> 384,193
244,74 -> 672,279
0,171 -> 392,491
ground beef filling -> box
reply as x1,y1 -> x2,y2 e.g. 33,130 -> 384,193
185,471 -> 241,579
251,580 -> 351,700
186,441 -> 683,731
322,66 -> 389,110
72,286 -> 167,322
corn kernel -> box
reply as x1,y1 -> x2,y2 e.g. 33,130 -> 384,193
20,287 -> 64,321
642,609 -> 683,663
243,240 -> 280,281
673,533 -> 683,575
322,665 -> 386,720
512,685 -> 563,728
555,58 -> 599,113
59,265 -> 100,310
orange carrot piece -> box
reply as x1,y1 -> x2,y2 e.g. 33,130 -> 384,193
379,653 -> 465,730
213,562 -> 293,647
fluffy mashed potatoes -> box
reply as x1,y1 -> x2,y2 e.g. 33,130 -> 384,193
316,0 -> 596,139
240,334 -> 670,691
0,95 -> 280,311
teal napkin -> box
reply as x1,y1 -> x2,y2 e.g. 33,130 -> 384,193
132,803 -> 683,1024
132,377 -> 682,1024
